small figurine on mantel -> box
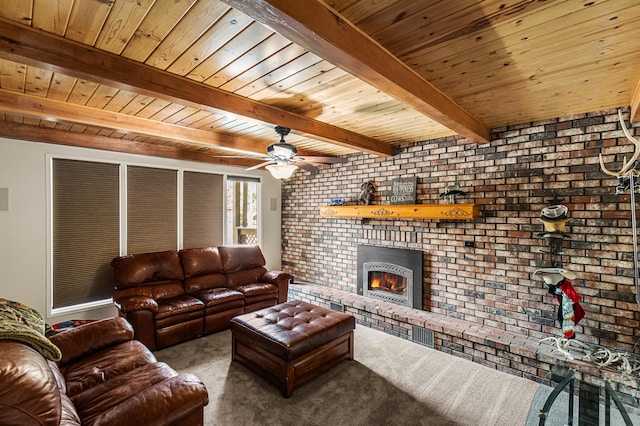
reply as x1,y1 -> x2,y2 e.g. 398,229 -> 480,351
358,181 -> 375,205
439,183 -> 466,204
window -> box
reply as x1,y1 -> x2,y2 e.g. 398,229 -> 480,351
51,159 -> 119,310
226,176 -> 259,245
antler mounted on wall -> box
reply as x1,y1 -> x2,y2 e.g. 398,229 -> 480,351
599,109 -> 640,193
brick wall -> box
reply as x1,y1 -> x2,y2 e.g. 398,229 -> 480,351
281,107 -> 640,351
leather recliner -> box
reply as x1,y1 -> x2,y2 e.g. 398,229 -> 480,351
0,317 -> 208,425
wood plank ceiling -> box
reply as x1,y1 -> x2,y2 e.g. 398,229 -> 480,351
0,0 -> 638,170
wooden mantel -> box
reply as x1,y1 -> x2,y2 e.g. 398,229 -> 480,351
318,204 -> 481,220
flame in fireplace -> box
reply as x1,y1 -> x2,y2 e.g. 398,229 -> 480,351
369,272 -> 407,295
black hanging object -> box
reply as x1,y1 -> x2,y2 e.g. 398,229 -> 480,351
546,190 -> 564,205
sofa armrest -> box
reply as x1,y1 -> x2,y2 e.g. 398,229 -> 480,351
0,341 -> 62,426
260,270 -> 292,304
260,270 -> 293,285
114,295 -> 159,314
49,317 -> 134,367
88,374 -> 209,426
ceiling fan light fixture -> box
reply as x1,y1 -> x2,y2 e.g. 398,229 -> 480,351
266,164 -> 298,179
267,142 -> 297,159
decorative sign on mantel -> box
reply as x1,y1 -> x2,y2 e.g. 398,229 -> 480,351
390,177 -> 417,205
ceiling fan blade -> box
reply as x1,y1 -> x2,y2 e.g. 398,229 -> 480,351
298,156 -> 347,164
295,161 -> 317,171
211,155 -> 267,159
246,160 -> 276,171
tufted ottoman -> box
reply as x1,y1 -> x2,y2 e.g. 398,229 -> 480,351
229,300 -> 355,397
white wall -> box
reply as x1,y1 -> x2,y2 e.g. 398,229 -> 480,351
0,137 -> 283,323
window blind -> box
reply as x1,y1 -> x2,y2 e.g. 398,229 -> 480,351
52,159 -> 120,309
183,171 -> 223,248
127,166 -> 177,254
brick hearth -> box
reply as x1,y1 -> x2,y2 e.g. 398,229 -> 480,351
289,282 -> 640,399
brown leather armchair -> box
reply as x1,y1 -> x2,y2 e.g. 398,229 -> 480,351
0,317 -> 208,425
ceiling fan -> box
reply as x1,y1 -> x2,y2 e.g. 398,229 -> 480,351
217,126 -> 347,179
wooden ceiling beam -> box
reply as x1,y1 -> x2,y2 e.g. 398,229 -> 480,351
0,122 -> 258,168
222,0 -> 490,143
630,78 -> 640,123
0,18 -> 392,156
0,89 -> 269,155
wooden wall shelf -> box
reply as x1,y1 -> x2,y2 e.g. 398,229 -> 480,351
318,204 -> 481,220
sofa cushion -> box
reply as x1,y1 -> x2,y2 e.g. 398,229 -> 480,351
219,245 -> 266,272
154,295 -> 204,321
50,317 -> 134,367
114,282 -> 186,304
60,340 -> 156,397
225,267 -> 269,288
183,273 -> 228,293
235,283 -> 279,299
194,288 -> 244,309
69,362 -> 178,423
49,361 -> 82,426
180,247 -> 224,277
60,392 -> 82,426
180,247 -> 229,294
111,250 -> 187,310
111,250 -> 183,288
84,374 -> 208,426
48,359 -> 67,394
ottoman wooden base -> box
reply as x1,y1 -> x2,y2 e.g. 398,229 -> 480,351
230,300 -> 355,398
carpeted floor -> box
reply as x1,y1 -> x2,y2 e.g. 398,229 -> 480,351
156,325 -> 544,425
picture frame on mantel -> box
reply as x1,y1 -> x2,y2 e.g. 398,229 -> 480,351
390,177 -> 417,205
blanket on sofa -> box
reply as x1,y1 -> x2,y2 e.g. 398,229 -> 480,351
0,299 -> 62,361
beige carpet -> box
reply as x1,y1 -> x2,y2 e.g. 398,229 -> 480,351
156,325 -> 540,426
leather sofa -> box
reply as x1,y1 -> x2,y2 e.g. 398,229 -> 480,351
0,317 -> 208,426
111,245 -> 292,350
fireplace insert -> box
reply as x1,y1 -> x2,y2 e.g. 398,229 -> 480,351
357,245 -> 423,309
